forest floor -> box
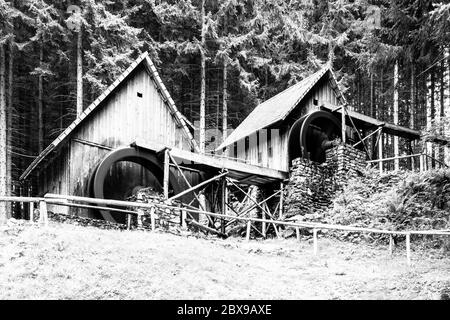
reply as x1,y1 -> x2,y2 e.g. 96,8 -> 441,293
1,219 -> 449,300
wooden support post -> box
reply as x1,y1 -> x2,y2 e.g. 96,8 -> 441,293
262,208 -> 266,238
29,202 -> 34,222
221,178 -> 227,234
313,229 -> 318,255
39,200 -> 48,227
163,149 -> 170,199
279,182 -> 284,220
168,171 -> 228,202
126,214 -> 132,230
296,227 -> 300,241
150,206 -> 156,231
419,154 -> 424,172
246,220 -> 251,241
406,233 -> 411,266
389,235 -> 394,256
167,151 -> 207,212
378,132 -> 383,174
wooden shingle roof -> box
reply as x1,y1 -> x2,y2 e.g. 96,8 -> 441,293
216,65 -> 345,150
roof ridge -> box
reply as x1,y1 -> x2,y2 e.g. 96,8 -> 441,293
255,66 -> 328,107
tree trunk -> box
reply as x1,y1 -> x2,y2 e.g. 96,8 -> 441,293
38,44 -> 44,153
446,47 -> 450,165
222,60 -> 227,144
199,0 -> 206,153
76,27 -> 83,115
6,36 -> 13,217
393,60 -> 399,171
410,63 -> 415,129
409,62 -> 415,166
428,69 -> 436,167
0,44 -> 7,222
370,71 -> 375,157
440,59 -> 445,163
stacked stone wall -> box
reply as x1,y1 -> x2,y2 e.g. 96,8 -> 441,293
284,145 -> 366,218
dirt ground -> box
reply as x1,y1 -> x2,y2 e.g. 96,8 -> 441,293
0,220 -> 449,300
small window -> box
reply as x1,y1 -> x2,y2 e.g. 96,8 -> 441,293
137,92 -> 143,98
313,98 -> 318,105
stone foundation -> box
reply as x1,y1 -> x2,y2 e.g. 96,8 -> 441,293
284,144 -> 366,218
325,145 -> 367,180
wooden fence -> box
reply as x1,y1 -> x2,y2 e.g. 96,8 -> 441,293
1,194 -> 450,266
367,153 -> 448,173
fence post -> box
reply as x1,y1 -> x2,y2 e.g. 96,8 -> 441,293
181,209 -> 187,229
150,206 -> 156,231
389,234 -> 394,256
39,200 -> 48,227
126,214 -> 132,230
246,220 -> 251,242
419,154 -> 424,172
296,227 -> 300,241
29,202 -> 34,222
406,233 -> 411,266
313,229 -> 318,255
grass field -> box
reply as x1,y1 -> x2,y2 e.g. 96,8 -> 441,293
0,219 -> 449,300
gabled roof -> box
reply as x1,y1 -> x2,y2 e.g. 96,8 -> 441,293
20,51 -> 199,180
216,65 -> 345,150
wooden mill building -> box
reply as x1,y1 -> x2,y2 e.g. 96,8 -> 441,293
20,52 -> 201,216
20,54 -> 446,222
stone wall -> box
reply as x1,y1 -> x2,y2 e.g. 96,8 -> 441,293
325,145 -> 367,180
284,144 -> 366,218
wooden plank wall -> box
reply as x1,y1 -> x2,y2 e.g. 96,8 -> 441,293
67,65 -> 191,201
228,78 -> 340,171
38,146 -> 70,214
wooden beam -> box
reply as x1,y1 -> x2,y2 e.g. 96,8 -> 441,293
367,153 -> 422,163
238,174 -> 257,184
353,127 -> 382,148
379,131 -> 383,174
225,189 -> 281,227
186,218 -> 227,238
279,182 -> 284,220
344,106 -> 371,159
72,138 -> 113,151
167,151 -> 207,212
227,179 -> 281,237
163,149 -> 170,199
341,105 -> 346,144
167,171 -> 228,202
221,178 -> 227,234
133,140 -> 287,182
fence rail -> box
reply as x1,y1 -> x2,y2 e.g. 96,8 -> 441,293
367,153 -> 448,173
1,194 -> 450,266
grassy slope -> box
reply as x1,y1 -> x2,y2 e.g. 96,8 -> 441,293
1,220 -> 449,300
